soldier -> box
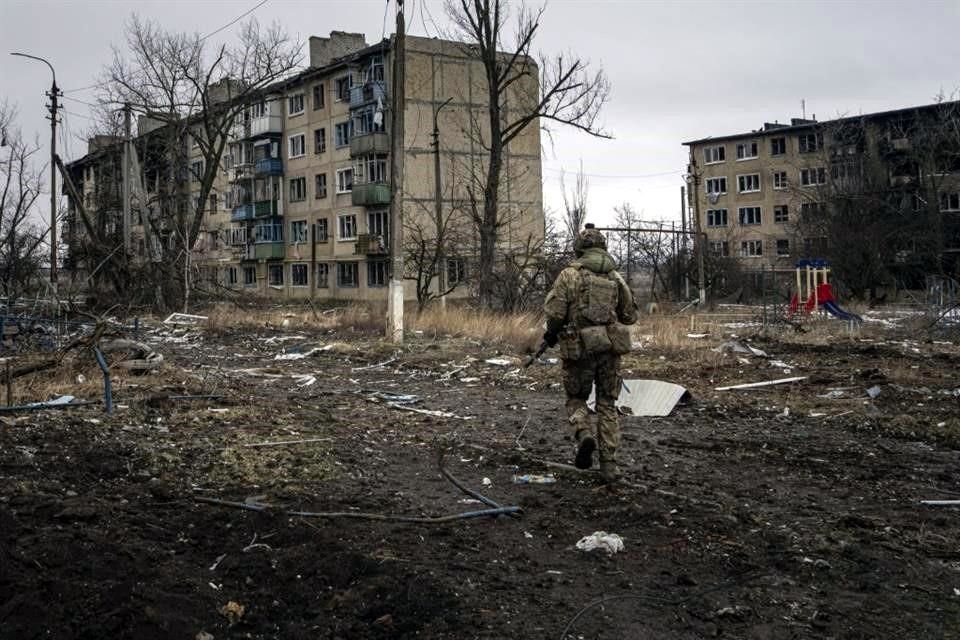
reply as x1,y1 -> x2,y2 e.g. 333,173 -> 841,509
542,224 -> 638,482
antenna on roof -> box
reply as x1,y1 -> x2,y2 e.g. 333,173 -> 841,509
802,99 -> 806,120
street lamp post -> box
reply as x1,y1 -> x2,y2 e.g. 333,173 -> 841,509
11,52 -> 61,296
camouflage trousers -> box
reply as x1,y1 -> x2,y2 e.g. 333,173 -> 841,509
562,352 -> 621,462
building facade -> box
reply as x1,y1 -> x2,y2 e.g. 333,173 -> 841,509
65,31 -> 544,301
683,102 -> 960,289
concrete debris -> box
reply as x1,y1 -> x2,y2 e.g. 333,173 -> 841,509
575,531 -> 624,555
101,339 -> 163,370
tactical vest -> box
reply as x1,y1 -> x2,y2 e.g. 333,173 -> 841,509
574,267 -> 619,328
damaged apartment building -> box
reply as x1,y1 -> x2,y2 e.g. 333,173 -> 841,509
684,101 -> 960,292
64,31 -> 544,300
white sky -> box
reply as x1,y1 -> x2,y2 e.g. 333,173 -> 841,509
3,0 -> 960,229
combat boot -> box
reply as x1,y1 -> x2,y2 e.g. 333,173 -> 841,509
574,430 -> 596,470
599,458 -> 620,483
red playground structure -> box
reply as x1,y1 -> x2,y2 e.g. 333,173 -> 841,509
787,259 -> 862,323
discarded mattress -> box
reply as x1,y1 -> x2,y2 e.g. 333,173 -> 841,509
587,379 -> 691,417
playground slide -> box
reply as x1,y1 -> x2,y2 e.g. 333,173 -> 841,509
822,300 -> 862,323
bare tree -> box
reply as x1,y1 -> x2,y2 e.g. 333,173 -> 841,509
560,160 -> 588,248
445,0 -> 611,307
403,200 -> 470,311
82,15 -> 301,309
0,104 -> 47,302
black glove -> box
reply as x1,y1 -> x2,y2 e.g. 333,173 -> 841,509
543,331 -> 559,348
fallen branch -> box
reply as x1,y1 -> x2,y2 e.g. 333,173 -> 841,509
243,437 -> 333,448
715,376 -> 807,391
195,496 -> 522,523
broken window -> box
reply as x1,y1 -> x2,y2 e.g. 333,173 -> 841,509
291,263 -> 308,287
337,262 -> 359,287
706,208 -> 728,227
776,239 -> 790,257
798,132 -> 823,153
772,171 -> 788,190
316,263 -> 329,288
800,167 -> 826,186
736,141 -> 758,160
288,94 -> 304,116
737,174 -> 761,193
367,260 -> 388,287
703,146 -> 725,164
770,137 -> 786,156
705,177 -> 727,194
740,239 -> 763,257
774,205 -> 789,223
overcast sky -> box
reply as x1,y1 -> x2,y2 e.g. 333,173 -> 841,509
3,0 -> 960,229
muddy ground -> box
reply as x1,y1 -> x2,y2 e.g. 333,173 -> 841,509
1,311 -> 959,639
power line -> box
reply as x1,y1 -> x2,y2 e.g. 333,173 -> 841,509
62,0 -> 271,95
200,0 -> 270,41
61,94 -> 99,108
543,167 -> 683,180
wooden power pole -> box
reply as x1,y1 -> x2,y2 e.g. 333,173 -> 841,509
122,103 -> 132,256
386,0 -> 406,343
432,96 -> 452,309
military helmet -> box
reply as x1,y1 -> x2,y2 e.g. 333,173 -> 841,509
576,223 -> 607,252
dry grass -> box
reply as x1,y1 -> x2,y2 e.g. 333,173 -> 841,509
411,305 -> 542,351
205,301 -> 386,335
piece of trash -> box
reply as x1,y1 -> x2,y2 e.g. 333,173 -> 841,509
274,347 -> 324,361
76,374 -> 86,384
369,391 -> 419,404
576,531 -> 624,555
512,474 -> 557,484
866,385 -> 882,399
715,605 -> 752,620
458,498 -> 482,505
544,357 -> 559,365
523,531 -> 534,539
481,477 -> 492,486
163,312 -> 208,325
484,358 -> 515,366
292,374 -> 316,387
686,333 -> 709,339
920,500 -> 960,506
219,601 -> 245,625
386,402 -> 473,420
715,376 -> 807,391
780,407 -> 790,417
25,395 -> 76,408
588,379 -> 691,417
817,389 -> 846,399
460,377 -> 480,383
714,340 -> 768,358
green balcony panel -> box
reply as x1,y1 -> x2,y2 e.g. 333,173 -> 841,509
254,242 -> 285,259
351,182 -> 391,206
254,200 -> 279,218
349,132 -> 389,157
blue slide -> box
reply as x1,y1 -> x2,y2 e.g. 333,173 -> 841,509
822,300 -> 863,324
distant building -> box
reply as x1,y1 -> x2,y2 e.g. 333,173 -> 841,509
65,31 -> 543,301
683,101 -> 960,290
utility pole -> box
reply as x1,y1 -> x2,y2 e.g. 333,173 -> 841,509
11,52 -> 61,296
681,185 -> 689,299
386,0 -> 406,343
122,103 -> 132,256
432,96 -> 452,310
687,154 -> 707,306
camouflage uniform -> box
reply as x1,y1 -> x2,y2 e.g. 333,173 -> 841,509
543,227 -> 637,482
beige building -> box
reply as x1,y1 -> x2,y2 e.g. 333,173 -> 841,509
66,31 -> 544,301
683,102 -> 960,285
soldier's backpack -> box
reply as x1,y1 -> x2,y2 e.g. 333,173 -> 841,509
574,269 -> 632,355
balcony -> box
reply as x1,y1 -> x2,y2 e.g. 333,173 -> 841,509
355,233 -> 388,256
230,164 -> 254,182
350,131 -> 390,157
249,115 -> 283,138
237,245 -> 256,261
230,204 -> 254,222
254,242 -> 285,259
254,158 -> 283,176
254,199 -> 280,218
352,182 -> 391,207
349,81 -> 386,107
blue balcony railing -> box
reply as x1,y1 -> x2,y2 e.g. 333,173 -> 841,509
230,204 -> 254,222
254,158 -> 282,176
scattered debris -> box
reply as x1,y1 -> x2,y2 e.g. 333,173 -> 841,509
686,333 -> 709,339
101,339 -> 163,371
715,376 -> 807,391
274,347 -> 324,361
714,340 -> 769,358
575,531 -> 624,555
866,385 -> 882,399
219,601 -> 245,625
163,313 -> 208,325
243,437 -> 333,448
920,500 -> 960,506
512,474 -> 557,484
484,357 -> 516,366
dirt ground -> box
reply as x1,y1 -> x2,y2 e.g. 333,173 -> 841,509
1,309 -> 959,639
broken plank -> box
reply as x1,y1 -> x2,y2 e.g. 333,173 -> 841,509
715,376 -> 807,391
